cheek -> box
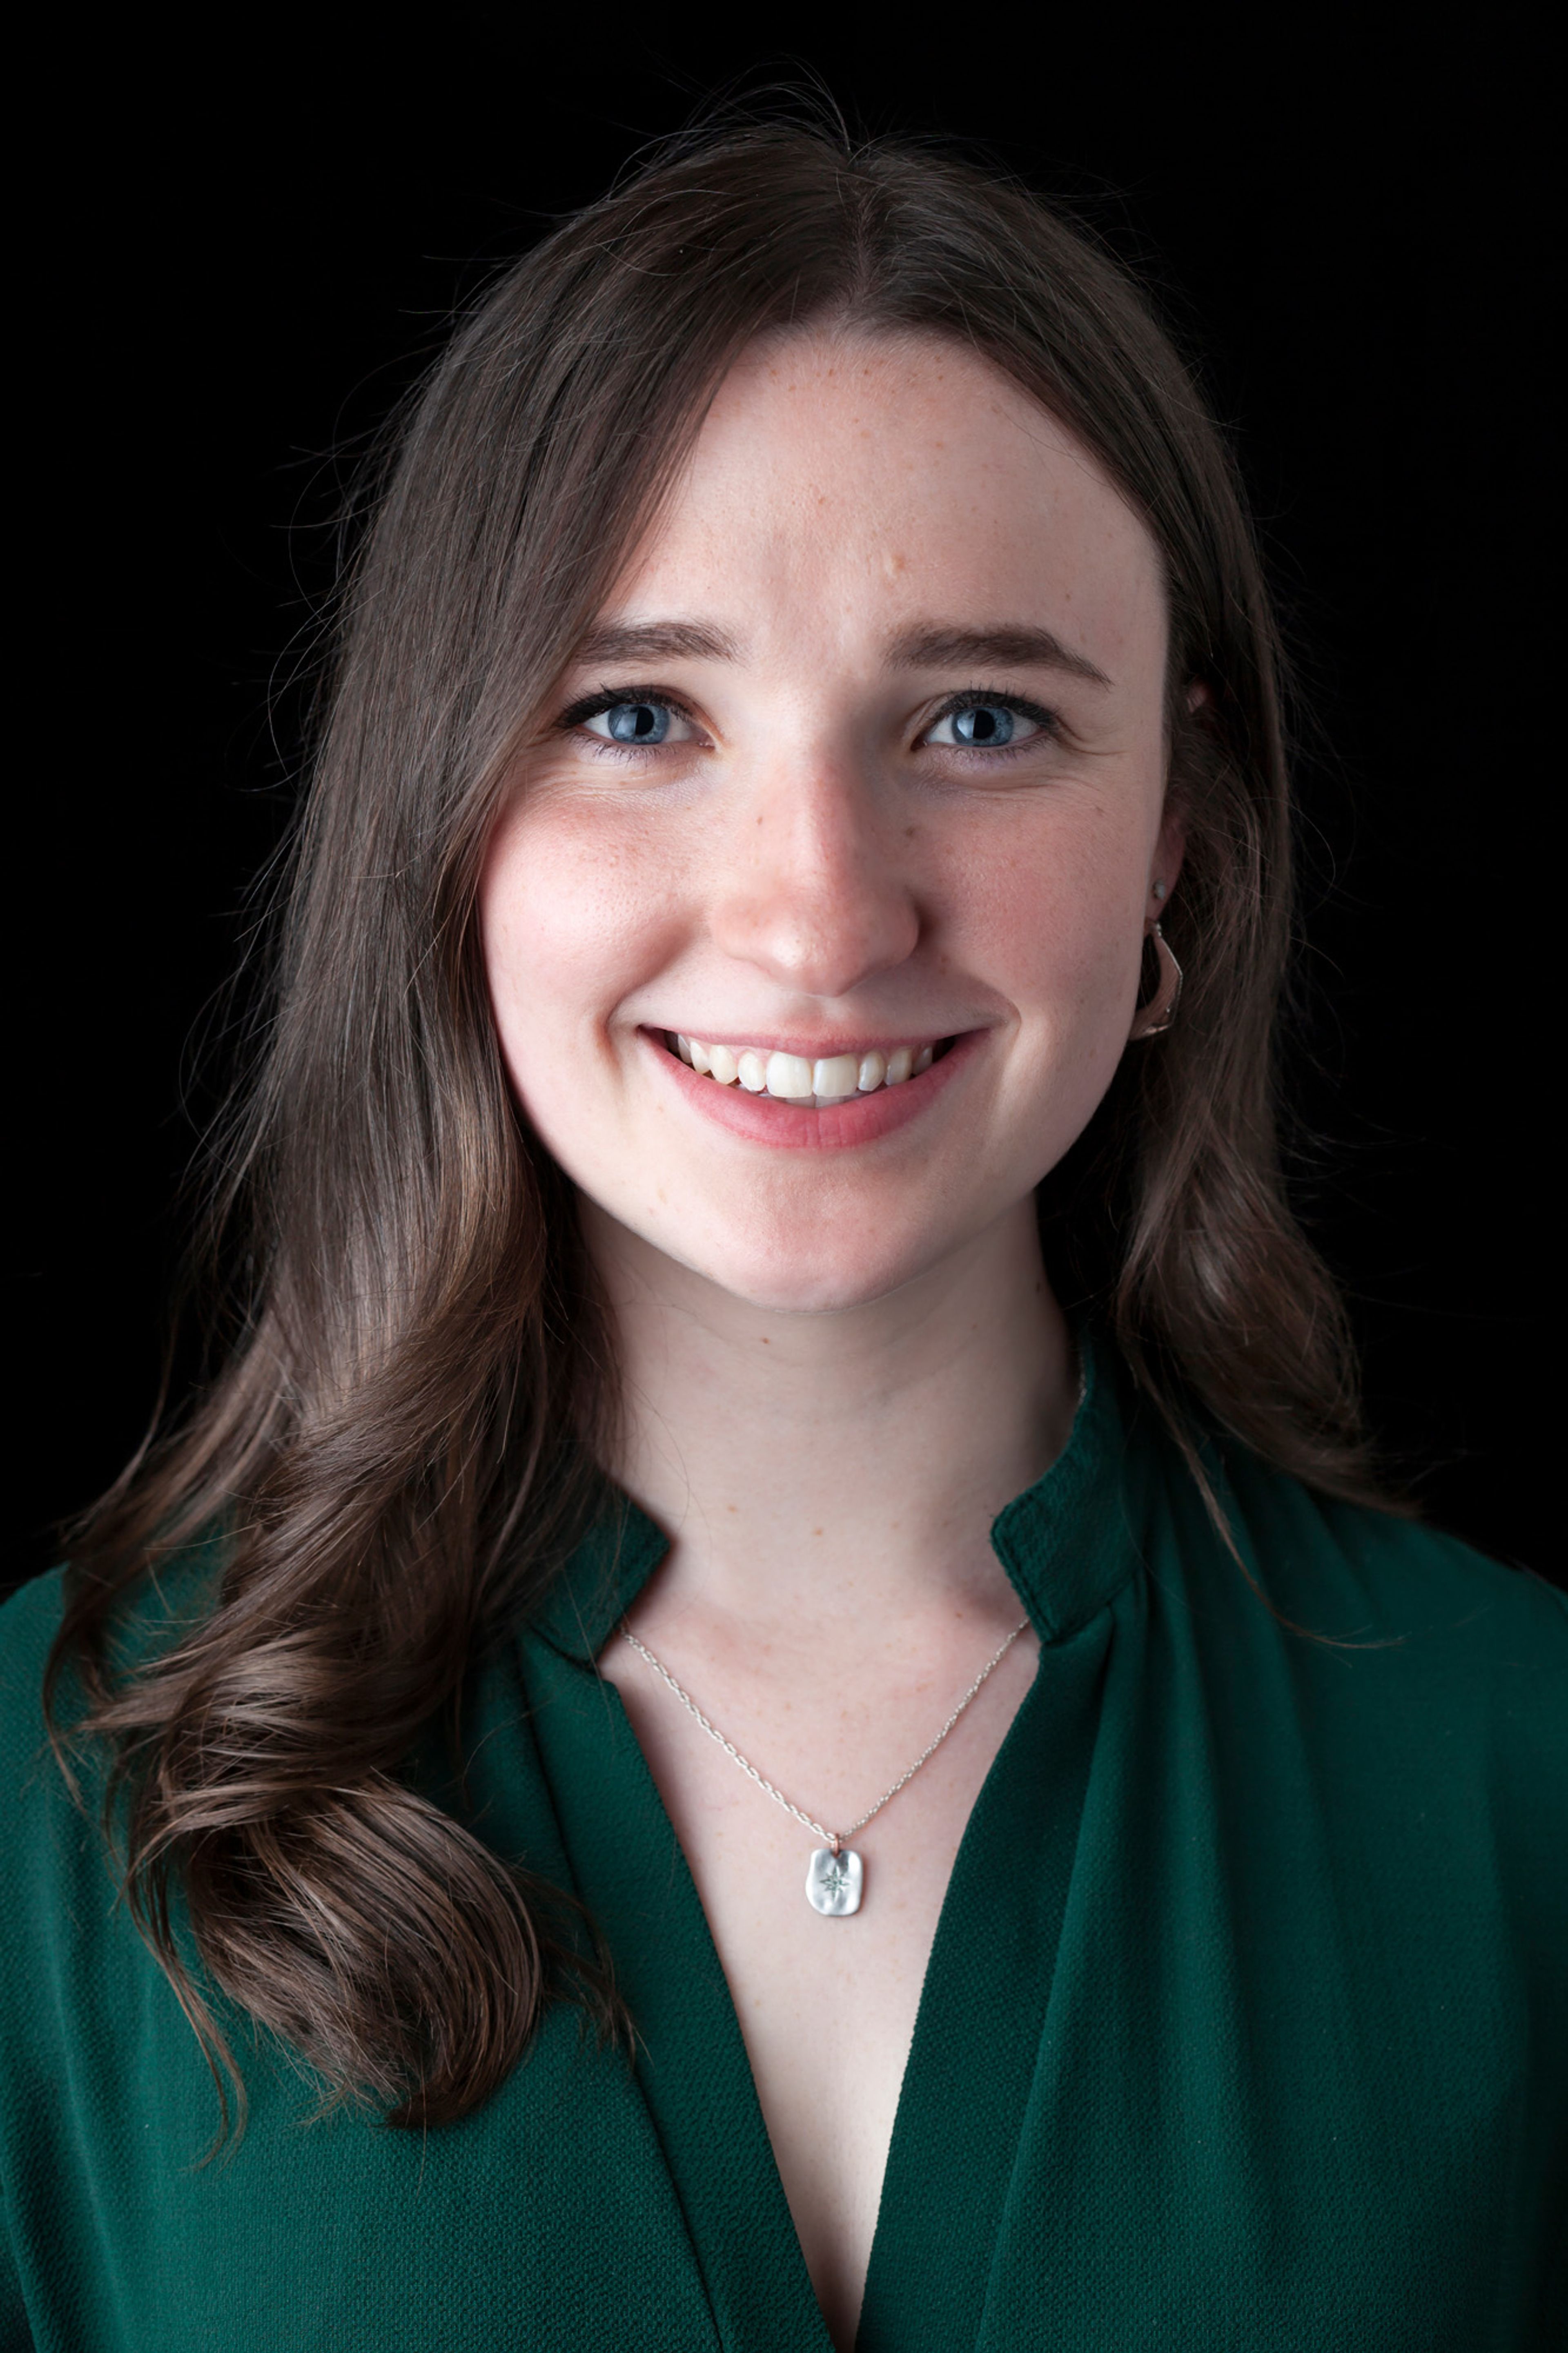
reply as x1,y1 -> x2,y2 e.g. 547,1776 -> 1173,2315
480,802 -> 684,1050
940,799 -> 1147,1047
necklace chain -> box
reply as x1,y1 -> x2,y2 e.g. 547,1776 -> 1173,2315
617,1615 -> 1031,1851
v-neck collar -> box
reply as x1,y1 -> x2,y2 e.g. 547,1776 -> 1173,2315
520,1328 -> 1152,2351
531,1327 -> 1145,1663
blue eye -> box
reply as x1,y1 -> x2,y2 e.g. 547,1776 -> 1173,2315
586,699 -> 675,744
927,700 -> 1046,749
955,704 -> 1014,746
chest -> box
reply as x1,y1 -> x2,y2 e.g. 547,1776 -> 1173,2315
9,1589 -> 1551,2353
600,1634 -> 1040,2347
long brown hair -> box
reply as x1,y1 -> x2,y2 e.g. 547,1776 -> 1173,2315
47,117 -> 1397,2137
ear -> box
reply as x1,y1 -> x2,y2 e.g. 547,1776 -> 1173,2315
1153,680 -> 1207,906
1152,802 -> 1187,906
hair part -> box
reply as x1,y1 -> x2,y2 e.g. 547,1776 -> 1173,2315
48,114 -> 1401,2139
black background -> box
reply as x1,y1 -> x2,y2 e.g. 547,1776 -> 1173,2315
7,16 -> 1557,1601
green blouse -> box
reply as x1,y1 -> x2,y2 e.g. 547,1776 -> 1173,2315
2,1346 -> 1564,2351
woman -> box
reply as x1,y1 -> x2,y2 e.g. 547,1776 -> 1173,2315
2,121 -> 1561,2353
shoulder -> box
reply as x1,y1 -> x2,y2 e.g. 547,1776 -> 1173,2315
1138,1441 -> 1568,1986
0,1570 -> 104,2076
0,1564 -> 65,1657
0,1551 -> 223,1882
1187,1447 -> 1567,1869
0,1568 -> 111,1904
0,1568 -> 67,1784
1213,1441 -> 1565,1661
1,1544 -> 222,1736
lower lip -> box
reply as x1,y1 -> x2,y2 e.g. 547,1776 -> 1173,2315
643,1029 -> 979,1150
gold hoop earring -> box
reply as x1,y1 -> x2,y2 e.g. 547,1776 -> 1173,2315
1129,922 -> 1183,1040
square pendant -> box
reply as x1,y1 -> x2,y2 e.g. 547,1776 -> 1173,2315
805,1847 -> 863,1916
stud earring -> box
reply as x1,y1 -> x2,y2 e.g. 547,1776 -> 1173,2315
1152,879 -> 1167,902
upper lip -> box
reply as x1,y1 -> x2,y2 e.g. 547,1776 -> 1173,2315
646,1024 -> 964,1057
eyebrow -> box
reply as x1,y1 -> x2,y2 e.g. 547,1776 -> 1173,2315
884,622 -> 1111,687
573,620 -> 741,666
571,615 -> 1110,687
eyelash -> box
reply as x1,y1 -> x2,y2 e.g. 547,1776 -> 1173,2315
556,684 -> 1060,758
928,689 -> 1058,749
557,685 -> 699,750
556,685 -> 688,727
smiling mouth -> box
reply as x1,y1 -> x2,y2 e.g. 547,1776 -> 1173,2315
662,1031 -> 956,1108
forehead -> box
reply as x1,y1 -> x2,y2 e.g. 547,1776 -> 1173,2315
612,328 -> 1167,669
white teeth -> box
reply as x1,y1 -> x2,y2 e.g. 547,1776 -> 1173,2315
813,1053 -> 861,1100
670,1033 -> 946,1104
766,1051 -> 815,1100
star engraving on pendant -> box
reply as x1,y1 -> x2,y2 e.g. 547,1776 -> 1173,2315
806,1845 -> 863,1914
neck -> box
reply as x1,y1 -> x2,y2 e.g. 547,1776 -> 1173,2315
582,1195 -> 1076,1638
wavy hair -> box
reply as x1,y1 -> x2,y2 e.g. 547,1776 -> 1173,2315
48,117 -> 1397,2137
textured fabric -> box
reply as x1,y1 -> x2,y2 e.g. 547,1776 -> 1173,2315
2,1340 -> 1564,2350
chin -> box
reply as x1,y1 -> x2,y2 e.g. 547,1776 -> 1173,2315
668,1218 -> 951,1317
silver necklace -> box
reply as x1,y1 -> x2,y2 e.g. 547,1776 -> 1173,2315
616,1615 -> 1030,1916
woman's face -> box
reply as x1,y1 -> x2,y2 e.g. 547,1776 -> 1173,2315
481,331 -> 1180,1313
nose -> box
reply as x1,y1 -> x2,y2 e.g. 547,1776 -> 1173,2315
709,753 -> 922,998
